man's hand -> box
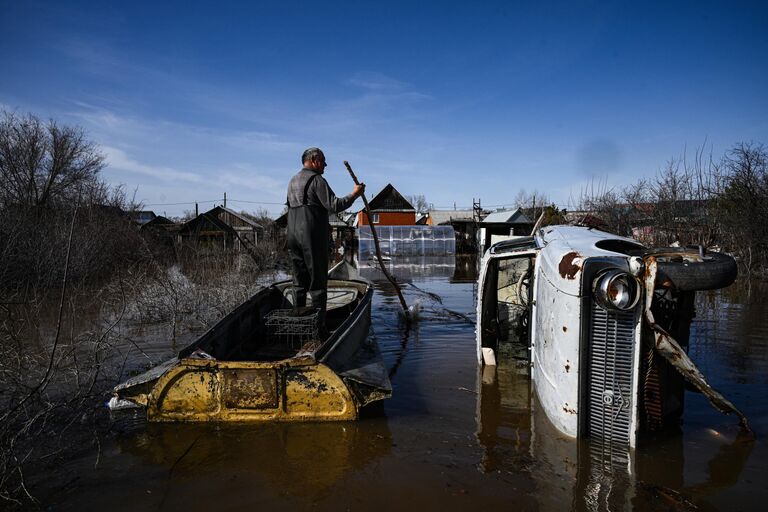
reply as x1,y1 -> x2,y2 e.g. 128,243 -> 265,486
353,183 -> 365,198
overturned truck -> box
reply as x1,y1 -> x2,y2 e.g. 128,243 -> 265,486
477,225 -> 746,448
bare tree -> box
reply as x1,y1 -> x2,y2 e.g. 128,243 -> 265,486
406,194 -> 428,213
0,111 -> 105,208
513,188 -> 551,227
714,143 -> 768,274
0,111 -> 143,288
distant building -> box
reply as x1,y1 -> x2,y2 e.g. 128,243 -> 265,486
129,210 -> 157,225
328,211 -> 356,254
355,184 -> 415,226
139,215 -> 179,261
479,208 -> 533,251
177,206 -> 263,252
422,209 -> 475,226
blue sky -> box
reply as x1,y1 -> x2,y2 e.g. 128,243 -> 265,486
2,1 -> 767,217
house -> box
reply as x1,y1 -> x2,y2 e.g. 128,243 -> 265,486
328,211 -> 356,252
139,215 -> 179,261
479,208 -> 533,251
177,206 -> 263,253
422,209 -> 475,226
140,215 -> 175,230
129,210 -> 157,225
355,184 -> 415,226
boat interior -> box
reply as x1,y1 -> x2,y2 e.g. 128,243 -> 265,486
179,280 -> 368,363
480,255 -> 536,364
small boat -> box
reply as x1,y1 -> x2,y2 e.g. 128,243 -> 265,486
109,260 -> 391,422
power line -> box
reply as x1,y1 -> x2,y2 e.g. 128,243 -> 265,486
140,198 -> 285,207
142,199 -> 220,206
140,197 -> 574,210
227,198 -> 286,205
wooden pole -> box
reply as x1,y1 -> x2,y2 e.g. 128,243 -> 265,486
530,211 -> 546,236
344,160 -> 411,324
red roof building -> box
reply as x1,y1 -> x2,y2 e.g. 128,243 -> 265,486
356,184 -> 415,226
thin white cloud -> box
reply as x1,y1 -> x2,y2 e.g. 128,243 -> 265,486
69,105 -> 130,130
103,146 -> 204,183
217,131 -> 304,153
347,72 -> 408,91
215,168 -> 283,193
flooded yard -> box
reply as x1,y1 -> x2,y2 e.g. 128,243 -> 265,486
33,257 -> 768,511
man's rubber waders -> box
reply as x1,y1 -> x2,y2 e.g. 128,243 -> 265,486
287,173 -> 329,329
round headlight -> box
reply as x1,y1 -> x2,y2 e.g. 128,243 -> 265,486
593,270 -> 640,311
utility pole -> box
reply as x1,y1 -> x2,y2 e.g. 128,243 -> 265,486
224,192 -> 227,208
472,198 -> 483,222
473,198 -> 483,254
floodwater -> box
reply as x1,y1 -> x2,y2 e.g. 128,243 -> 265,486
37,256 -> 768,511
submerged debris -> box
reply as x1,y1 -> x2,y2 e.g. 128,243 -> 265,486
643,256 -> 751,433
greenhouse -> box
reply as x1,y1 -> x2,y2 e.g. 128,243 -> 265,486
357,225 -> 456,257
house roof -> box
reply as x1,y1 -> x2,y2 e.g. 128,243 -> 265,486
427,209 -> 475,225
129,210 -> 157,225
216,206 -> 263,229
329,212 -> 353,227
179,206 -> 263,234
366,184 -> 414,212
140,215 -> 175,230
481,208 -> 532,224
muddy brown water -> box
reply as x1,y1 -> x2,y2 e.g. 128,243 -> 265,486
35,257 -> 768,511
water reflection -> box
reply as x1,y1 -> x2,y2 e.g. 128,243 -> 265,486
475,344 -> 759,511
476,361 -> 580,511
107,418 -> 393,508
357,254 -> 478,284
358,255 -> 456,281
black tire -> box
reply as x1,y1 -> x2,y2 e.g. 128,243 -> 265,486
645,247 -> 738,291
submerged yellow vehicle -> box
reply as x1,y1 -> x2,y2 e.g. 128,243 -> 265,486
109,262 -> 391,422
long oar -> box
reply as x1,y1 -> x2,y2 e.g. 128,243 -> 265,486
344,160 -> 411,324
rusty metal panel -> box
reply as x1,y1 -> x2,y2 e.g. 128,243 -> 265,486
284,365 -> 356,420
222,368 -> 278,410
149,366 -> 220,419
146,359 -> 358,422
531,249 -> 583,438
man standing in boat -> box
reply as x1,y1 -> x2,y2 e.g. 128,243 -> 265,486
286,147 -> 365,336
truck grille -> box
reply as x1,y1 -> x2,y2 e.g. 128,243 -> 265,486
586,303 -> 636,445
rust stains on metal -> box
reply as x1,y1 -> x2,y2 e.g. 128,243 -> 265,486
564,360 -> 571,373
558,251 -> 582,279
563,403 -> 577,415
562,326 -> 568,332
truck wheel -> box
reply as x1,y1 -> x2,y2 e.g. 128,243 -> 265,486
646,247 -> 737,291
